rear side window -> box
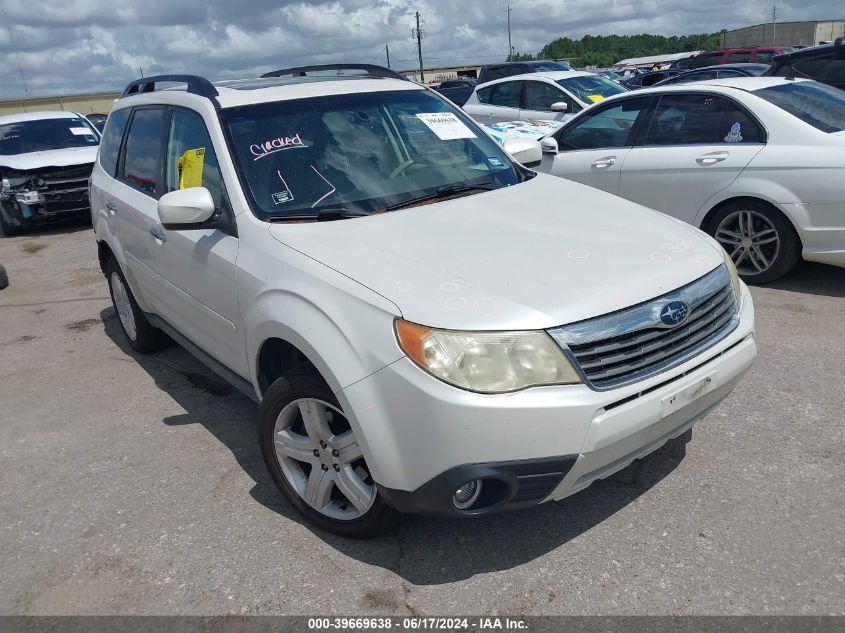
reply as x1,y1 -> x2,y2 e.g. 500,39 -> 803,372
794,58 -> 831,80
753,81 -> 845,132
489,82 -> 522,108
693,53 -> 722,68
754,52 -> 775,64
120,108 -> 166,197
728,52 -> 751,63
98,109 -> 130,176
644,94 -> 764,145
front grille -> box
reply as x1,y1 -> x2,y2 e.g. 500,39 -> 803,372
36,164 -> 93,215
549,266 -> 738,390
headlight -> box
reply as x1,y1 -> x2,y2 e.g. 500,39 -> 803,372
722,249 -> 743,307
394,319 -> 582,393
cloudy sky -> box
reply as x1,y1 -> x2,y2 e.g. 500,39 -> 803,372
0,0 -> 842,98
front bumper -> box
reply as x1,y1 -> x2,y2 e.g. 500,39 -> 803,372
340,285 -> 756,516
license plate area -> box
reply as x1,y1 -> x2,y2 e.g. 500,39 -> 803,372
660,371 -> 718,418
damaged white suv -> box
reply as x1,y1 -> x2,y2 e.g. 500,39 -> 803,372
91,66 -> 756,537
1,111 -> 100,235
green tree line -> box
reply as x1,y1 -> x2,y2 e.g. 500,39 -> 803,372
509,33 -> 722,67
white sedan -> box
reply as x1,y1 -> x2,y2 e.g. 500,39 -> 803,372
463,71 -> 627,125
535,77 -> 845,282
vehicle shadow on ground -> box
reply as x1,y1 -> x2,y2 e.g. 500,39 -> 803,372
100,307 -> 691,585
763,261 -> 845,298
1,216 -> 91,240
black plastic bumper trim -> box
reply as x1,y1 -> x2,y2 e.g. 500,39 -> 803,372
377,455 -> 577,517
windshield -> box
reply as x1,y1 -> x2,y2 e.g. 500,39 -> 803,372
557,76 -> 627,104
222,89 -> 523,219
753,81 -> 845,133
0,117 -> 99,155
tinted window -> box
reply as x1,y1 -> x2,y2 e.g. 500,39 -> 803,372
0,117 -> 98,155
489,82 -> 522,108
527,61 -> 572,71
754,52 -> 775,64
794,58 -> 830,80
558,98 -> 648,150
476,85 -> 494,104
165,110 -> 223,209
753,81 -> 845,132
826,59 -> 845,86
728,52 -> 751,63
717,70 -> 745,78
676,69 -> 717,83
523,81 -> 565,111
121,108 -> 165,196
98,108 -> 130,176
644,94 -> 764,145
693,54 -> 722,68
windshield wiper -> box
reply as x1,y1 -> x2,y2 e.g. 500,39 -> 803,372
385,181 -> 495,211
266,207 -> 370,223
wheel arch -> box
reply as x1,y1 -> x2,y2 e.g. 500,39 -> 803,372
698,195 -> 803,250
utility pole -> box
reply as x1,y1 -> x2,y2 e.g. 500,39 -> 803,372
385,44 -> 391,68
507,6 -> 513,61
772,5 -> 777,46
415,11 -> 424,82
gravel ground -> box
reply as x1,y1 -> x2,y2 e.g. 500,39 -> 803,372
0,222 -> 843,616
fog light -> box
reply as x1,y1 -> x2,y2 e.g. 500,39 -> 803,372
452,479 -> 483,510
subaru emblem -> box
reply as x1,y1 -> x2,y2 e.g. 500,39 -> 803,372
659,300 -> 690,326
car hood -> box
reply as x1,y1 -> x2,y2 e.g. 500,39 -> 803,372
269,174 -> 724,330
0,146 -> 98,171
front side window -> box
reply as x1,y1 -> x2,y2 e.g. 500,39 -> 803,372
0,117 -> 99,155
489,82 -> 522,108
98,108 -> 130,176
694,54 -> 722,68
222,90 -> 523,219
556,76 -> 626,104
164,109 -> 223,209
557,97 -> 648,151
644,94 -> 764,145
121,108 -> 165,197
753,81 -> 845,133
523,81 -> 565,111
676,70 -> 717,83
794,58 -> 831,80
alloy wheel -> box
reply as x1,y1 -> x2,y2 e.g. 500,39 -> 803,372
714,209 -> 780,276
273,398 -> 375,520
110,272 -> 137,342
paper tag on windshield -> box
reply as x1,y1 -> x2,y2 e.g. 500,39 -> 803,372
69,127 -> 95,136
178,148 -> 205,189
415,113 -> 476,140
586,94 -> 604,103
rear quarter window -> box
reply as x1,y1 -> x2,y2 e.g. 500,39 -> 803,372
98,108 -> 130,177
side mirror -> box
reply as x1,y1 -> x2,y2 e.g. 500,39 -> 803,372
551,101 -> 568,113
540,137 -> 559,154
157,187 -> 215,227
502,137 -> 542,166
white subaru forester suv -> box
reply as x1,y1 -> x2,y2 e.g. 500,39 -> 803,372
91,65 -> 757,537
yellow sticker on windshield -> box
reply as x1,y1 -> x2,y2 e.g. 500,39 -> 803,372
586,94 -> 605,103
178,148 -> 205,189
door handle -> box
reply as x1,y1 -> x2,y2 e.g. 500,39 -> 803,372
105,201 -> 117,214
149,226 -> 167,243
696,152 -> 729,165
591,157 -> 616,169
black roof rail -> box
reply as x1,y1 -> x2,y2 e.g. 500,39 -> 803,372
260,64 -> 408,81
120,74 -> 219,99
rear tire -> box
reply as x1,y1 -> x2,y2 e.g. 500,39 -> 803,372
259,369 -> 399,538
706,200 -> 800,283
104,258 -> 169,353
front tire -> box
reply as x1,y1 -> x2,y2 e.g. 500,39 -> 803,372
104,258 -> 169,353
259,369 -> 399,538
707,200 -> 800,283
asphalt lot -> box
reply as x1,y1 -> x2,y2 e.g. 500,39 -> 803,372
0,221 -> 843,616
